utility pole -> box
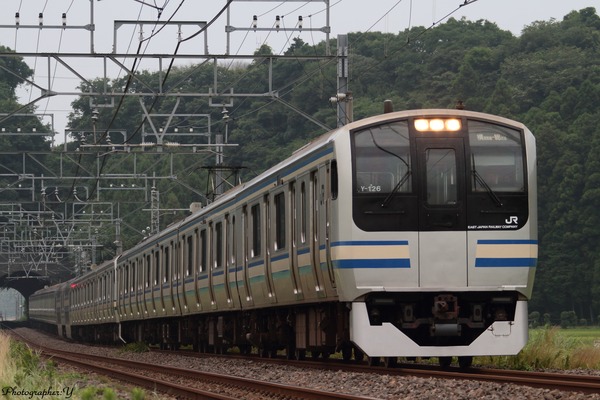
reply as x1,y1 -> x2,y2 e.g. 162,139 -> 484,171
329,34 -> 352,128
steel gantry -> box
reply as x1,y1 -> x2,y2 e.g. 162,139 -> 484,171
0,0 -> 345,287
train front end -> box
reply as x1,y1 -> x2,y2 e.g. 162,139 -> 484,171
333,109 -> 537,359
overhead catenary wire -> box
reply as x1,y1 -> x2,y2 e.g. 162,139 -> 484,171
67,0 -> 182,203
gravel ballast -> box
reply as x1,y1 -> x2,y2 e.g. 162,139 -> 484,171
10,327 -> 600,400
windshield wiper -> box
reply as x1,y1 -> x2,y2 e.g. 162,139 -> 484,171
381,170 -> 411,208
368,131 -> 411,208
472,154 -> 503,207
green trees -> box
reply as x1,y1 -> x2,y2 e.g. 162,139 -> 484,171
62,6 -> 600,323
3,7 -> 599,322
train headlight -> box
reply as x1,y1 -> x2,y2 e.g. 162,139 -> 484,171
414,118 -> 462,132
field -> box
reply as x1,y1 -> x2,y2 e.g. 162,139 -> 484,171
556,327 -> 600,347
475,326 -> 600,370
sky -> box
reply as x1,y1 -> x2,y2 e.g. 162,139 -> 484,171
0,0 -> 597,141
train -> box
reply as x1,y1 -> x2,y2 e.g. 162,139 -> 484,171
29,106 -> 537,368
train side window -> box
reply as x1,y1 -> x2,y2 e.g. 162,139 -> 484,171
164,245 -> 170,283
200,229 -> 207,272
231,216 -> 236,265
330,160 -> 338,200
300,182 -> 307,244
125,264 -> 129,294
154,251 -> 160,285
110,271 -> 114,302
251,204 -> 261,257
215,221 -> 223,269
274,192 -> 286,250
132,260 -> 137,292
186,235 -> 193,276
146,254 -> 151,287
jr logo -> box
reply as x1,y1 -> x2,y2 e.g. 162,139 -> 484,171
505,216 -> 518,224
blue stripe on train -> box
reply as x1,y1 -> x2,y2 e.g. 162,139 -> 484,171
475,258 -> 537,267
334,259 -> 410,269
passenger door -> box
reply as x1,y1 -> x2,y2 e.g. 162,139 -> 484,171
416,138 -> 468,287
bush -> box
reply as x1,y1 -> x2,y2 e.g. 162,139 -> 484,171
119,342 -> 150,354
543,313 -> 551,326
529,311 -> 541,328
476,326 -> 600,370
560,311 -> 577,328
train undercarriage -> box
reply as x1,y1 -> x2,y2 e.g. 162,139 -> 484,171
69,302 -> 359,362
57,291 -> 524,369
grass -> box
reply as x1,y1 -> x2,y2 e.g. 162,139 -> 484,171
0,332 -> 71,399
475,326 -> 600,370
0,331 -> 164,399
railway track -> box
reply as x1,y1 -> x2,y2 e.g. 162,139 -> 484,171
155,348 -> 600,396
6,328 -> 375,400
4,325 -> 598,399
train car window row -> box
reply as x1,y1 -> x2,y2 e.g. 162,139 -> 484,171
68,164 -> 332,315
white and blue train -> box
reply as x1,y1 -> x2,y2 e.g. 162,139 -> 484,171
29,107 -> 537,367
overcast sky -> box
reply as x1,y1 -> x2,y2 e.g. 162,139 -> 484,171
0,0 -> 597,140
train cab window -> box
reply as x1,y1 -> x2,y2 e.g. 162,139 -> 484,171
274,192 -> 286,250
468,121 -> 525,192
215,222 -> 223,269
425,149 -> 457,205
353,122 -> 411,194
251,204 -> 262,257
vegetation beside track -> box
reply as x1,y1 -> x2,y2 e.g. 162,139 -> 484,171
0,331 -> 164,400
476,326 -> 600,370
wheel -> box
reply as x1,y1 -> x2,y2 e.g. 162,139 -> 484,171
384,357 -> 398,368
239,344 -> 251,355
458,356 -> 473,369
342,346 -> 353,362
295,349 -> 306,360
439,356 -> 452,368
354,348 -> 365,362
368,356 -> 381,366
310,351 -> 320,360
286,345 -> 296,360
